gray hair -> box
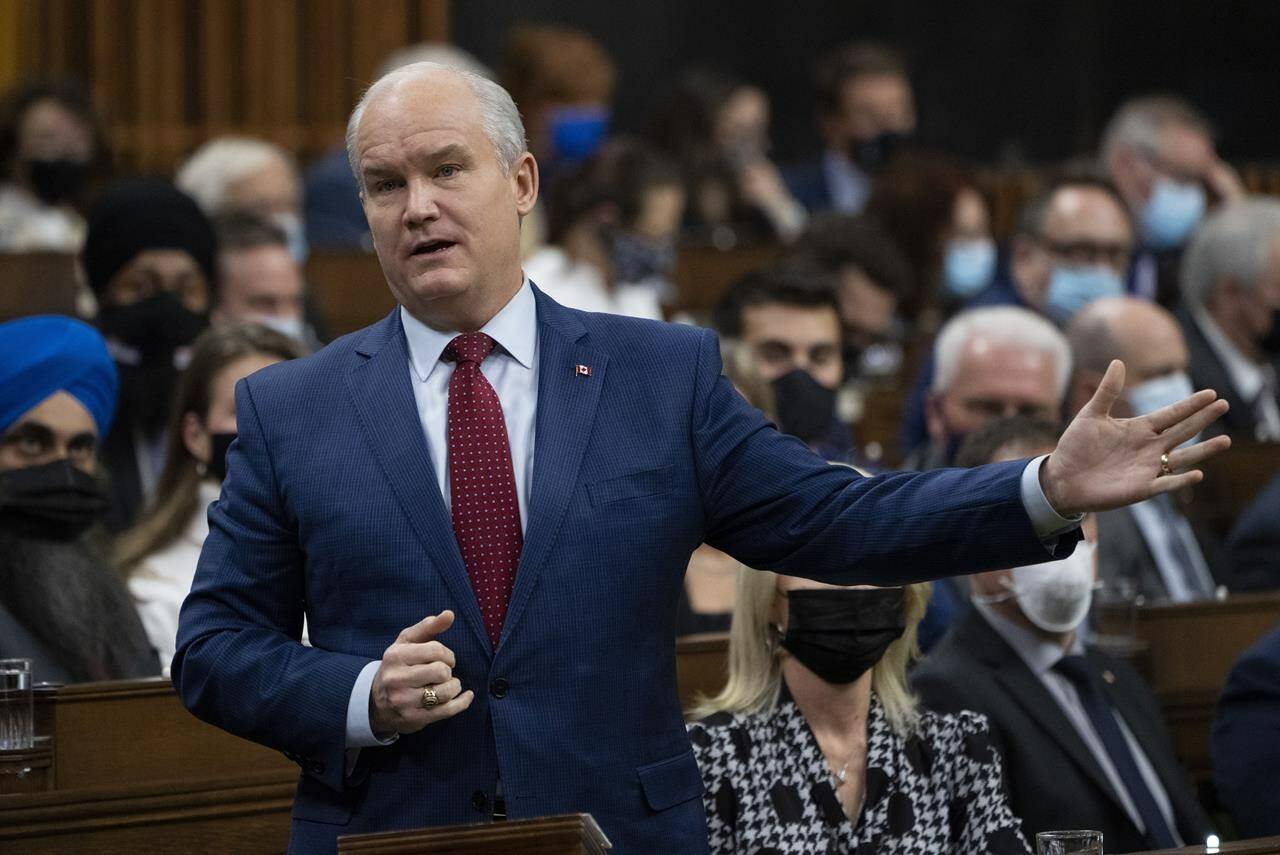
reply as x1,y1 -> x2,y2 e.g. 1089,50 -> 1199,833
1099,95 -> 1212,165
175,136 -> 297,216
1180,197 -> 1280,308
345,61 -> 526,183
932,306 -> 1072,398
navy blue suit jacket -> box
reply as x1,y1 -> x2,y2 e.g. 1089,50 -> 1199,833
173,286 -> 1072,853
1212,623 -> 1280,836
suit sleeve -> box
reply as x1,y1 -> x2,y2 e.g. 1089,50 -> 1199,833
171,377 -> 369,793
689,328 -> 1079,585
1212,632 -> 1280,836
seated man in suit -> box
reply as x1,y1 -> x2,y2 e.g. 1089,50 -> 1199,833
1066,297 -> 1222,602
1212,621 -> 1280,836
173,61 -> 1229,854
782,41 -> 914,215
0,315 -> 157,683
914,415 -> 1213,852
1178,197 -> 1280,441
1225,470 -> 1280,592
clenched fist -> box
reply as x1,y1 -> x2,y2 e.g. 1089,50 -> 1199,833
369,610 -> 474,737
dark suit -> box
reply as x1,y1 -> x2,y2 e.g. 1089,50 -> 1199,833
174,287 -> 1078,854
1212,623 -> 1280,835
1226,471 -> 1280,593
912,608 -> 1210,852
1096,505 -> 1223,603
780,158 -> 834,212
1178,306 -> 1280,441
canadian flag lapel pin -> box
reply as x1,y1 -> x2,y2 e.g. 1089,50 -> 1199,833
575,364 -> 592,377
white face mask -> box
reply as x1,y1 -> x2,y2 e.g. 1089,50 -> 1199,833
1006,540 -> 1097,633
248,313 -> 306,343
1128,370 -> 1198,447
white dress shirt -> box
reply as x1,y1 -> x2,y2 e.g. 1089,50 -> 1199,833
974,600 -> 1182,844
1192,306 -> 1280,439
344,278 -> 1080,752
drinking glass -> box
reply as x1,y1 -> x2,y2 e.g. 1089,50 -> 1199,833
1037,830 -> 1104,855
0,658 -> 33,751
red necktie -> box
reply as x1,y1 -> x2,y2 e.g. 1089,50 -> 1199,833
444,332 -> 523,648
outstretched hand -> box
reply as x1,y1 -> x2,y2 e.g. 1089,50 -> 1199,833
1040,360 -> 1231,517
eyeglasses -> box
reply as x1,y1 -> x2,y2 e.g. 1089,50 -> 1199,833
1038,239 -> 1132,270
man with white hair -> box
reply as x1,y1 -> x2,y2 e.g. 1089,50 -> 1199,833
912,305 -> 1072,471
1100,95 -> 1243,303
172,61 -> 1229,854
1177,197 -> 1280,441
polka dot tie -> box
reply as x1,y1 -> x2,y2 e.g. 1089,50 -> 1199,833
444,332 -> 522,649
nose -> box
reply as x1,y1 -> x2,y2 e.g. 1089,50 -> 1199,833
403,176 -> 440,227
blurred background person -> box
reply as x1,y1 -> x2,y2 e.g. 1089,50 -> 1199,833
913,415 -> 1212,852
792,213 -> 912,383
1066,297 -> 1221,604
0,79 -> 108,253
1212,621 -> 1280,837
783,41 -> 915,216
1225,471 -> 1280,593
688,572 -> 1029,853
1101,95 -> 1244,306
0,314 -> 157,682
712,261 -> 863,463
525,137 -> 682,319
211,212 -> 315,349
648,67 -> 806,248
116,324 -> 303,674
81,177 -> 217,532
1177,197 -> 1280,441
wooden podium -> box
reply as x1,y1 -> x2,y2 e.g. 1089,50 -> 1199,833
338,813 -> 611,854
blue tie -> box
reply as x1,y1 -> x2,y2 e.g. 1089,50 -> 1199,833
1054,655 -> 1178,849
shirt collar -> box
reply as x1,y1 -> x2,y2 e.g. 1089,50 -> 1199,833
822,149 -> 869,212
400,278 -> 536,383
973,598 -> 1083,677
1191,304 -> 1269,402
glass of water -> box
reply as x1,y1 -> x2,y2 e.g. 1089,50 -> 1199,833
1037,830 -> 1104,855
0,658 -> 33,750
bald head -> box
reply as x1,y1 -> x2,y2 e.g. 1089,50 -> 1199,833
1066,297 -> 1188,416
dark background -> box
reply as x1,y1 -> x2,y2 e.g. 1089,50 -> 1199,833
451,0 -> 1280,167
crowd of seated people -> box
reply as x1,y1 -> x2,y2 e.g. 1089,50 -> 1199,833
4,24 -> 1280,850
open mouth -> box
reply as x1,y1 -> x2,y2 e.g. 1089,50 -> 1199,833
410,239 -> 457,257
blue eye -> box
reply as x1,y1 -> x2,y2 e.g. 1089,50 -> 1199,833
438,165 -> 460,178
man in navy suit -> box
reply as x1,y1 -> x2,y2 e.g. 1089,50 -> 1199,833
172,63 -> 1231,854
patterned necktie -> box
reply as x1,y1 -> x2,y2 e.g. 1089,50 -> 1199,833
1054,654 -> 1178,849
444,332 -> 522,648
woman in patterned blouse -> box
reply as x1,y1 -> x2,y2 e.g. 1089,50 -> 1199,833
687,573 -> 1030,854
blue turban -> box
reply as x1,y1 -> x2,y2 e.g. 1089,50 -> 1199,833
0,315 -> 119,437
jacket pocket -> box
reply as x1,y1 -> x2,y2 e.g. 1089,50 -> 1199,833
290,773 -> 356,826
587,465 -> 673,507
636,748 -> 704,812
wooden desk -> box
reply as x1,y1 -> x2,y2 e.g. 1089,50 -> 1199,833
0,679 -> 295,853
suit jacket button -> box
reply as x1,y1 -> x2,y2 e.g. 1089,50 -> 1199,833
309,760 -> 324,775
471,790 -> 489,811
490,678 -> 508,699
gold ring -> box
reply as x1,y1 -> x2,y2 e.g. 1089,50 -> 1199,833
420,686 -> 439,709
1160,452 -> 1173,477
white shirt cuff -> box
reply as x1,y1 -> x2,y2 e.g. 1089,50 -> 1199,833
1020,455 -> 1084,542
346,659 -> 398,749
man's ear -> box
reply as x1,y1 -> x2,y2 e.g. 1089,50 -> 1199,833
181,411 -> 211,466
513,152 -> 539,217
924,391 -> 945,443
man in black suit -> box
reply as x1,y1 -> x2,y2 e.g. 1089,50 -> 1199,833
1212,622 -> 1280,836
1066,297 -> 1223,604
913,416 -> 1213,852
1224,471 -> 1280,592
1177,198 -> 1280,442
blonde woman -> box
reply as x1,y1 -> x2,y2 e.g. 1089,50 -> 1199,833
687,573 -> 1030,853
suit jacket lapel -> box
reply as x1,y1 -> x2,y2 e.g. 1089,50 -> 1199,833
345,311 -> 491,655
499,288 -> 607,649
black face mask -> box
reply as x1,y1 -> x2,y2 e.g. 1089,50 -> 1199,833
771,369 -> 837,444
779,588 -> 906,684
848,130 -> 908,174
0,459 -> 108,541
1261,309 -> 1280,357
25,157 -> 89,205
97,291 -> 206,367
208,432 -> 236,482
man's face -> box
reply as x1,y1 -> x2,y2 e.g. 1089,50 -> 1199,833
1118,309 -> 1189,388
215,245 -> 305,324
223,158 -> 300,220
357,73 -> 538,328
1133,125 -> 1218,206
1015,187 -> 1134,312
18,98 -> 93,163
828,73 -> 915,147
837,266 -> 897,351
0,392 -> 98,474
631,183 -> 687,241
741,303 -> 843,388
103,248 -> 210,314
928,338 -> 1061,441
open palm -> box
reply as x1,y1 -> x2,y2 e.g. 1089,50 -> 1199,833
1041,360 -> 1232,517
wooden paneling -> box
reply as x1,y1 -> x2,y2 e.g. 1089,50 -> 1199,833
2,0 -> 450,174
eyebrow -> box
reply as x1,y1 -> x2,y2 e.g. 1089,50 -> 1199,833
361,143 -> 473,178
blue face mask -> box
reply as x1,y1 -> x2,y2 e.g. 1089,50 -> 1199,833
1128,370 -> 1198,447
942,238 -> 996,298
547,106 -> 610,163
1141,176 -> 1206,250
1046,265 -> 1125,323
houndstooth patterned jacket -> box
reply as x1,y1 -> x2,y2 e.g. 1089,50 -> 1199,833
687,692 -> 1031,854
